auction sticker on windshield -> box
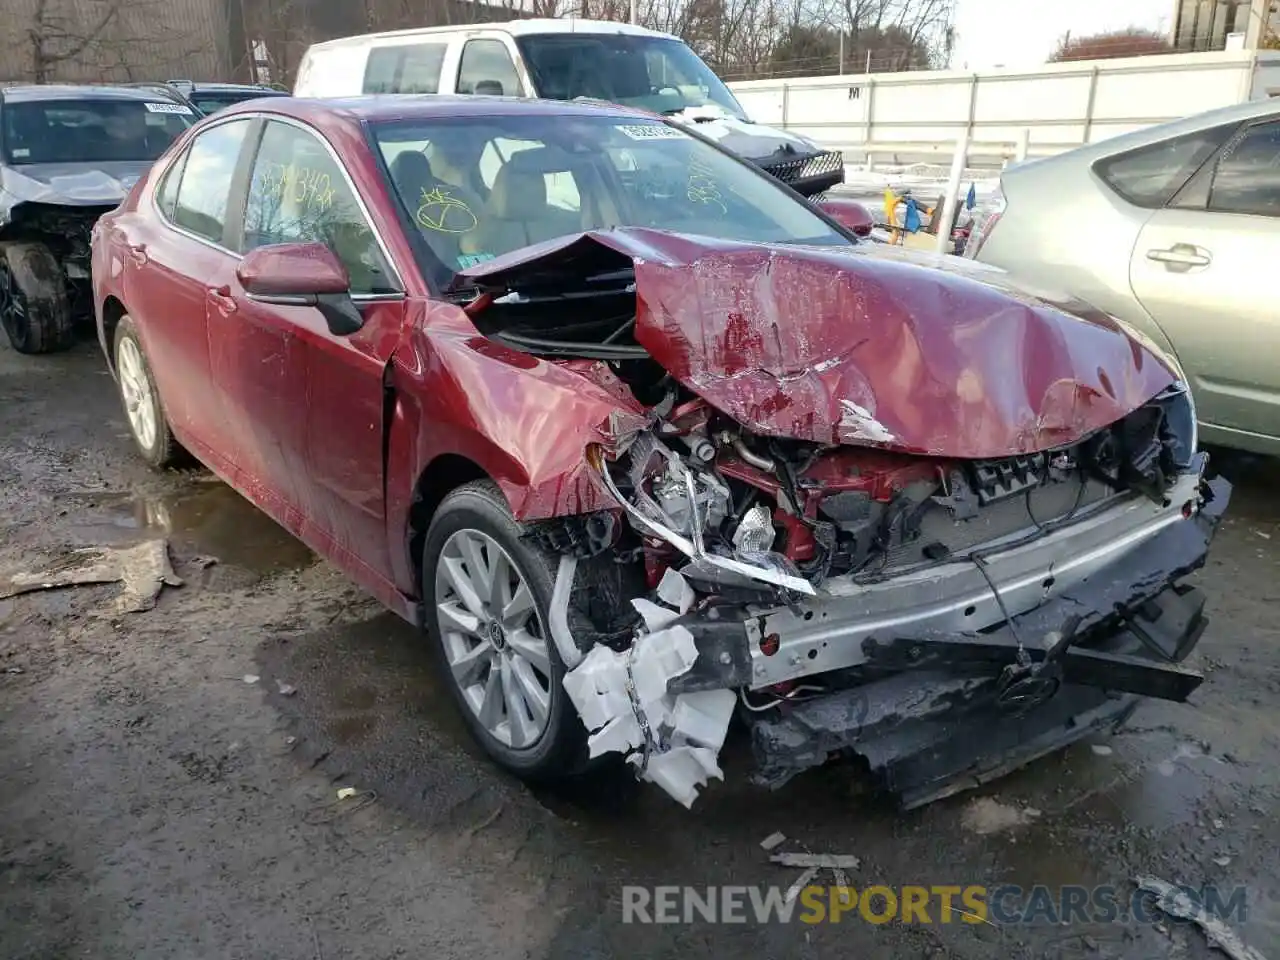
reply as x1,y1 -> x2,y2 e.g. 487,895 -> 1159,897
144,102 -> 194,115
617,124 -> 688,140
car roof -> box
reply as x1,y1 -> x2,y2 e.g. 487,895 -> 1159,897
0,84 -> 180,104
217,93 -> 661,126
183,82 -> 288,95
307,17 -> 678,51
1007,97 -> 1280,175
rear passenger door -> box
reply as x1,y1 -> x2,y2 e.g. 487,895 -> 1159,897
1130,116 -> 1280,441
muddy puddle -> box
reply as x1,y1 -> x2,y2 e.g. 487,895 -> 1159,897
63,481 -> 315,575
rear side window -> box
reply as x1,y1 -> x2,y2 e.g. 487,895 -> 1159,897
364,43 -> 447,94
1208,119 -> 1280,218
173,119 -> 251,244
1095,125 -> 1235,208
456,39 -> 521,96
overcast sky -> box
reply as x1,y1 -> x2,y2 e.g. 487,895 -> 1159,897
951,0 -> 1172,68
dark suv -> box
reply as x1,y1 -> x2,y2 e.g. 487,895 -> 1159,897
0,85 -> 197,352
136,80 -> 289,117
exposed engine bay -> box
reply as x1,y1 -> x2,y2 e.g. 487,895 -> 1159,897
0,202 -> 109,317
458,232 -> 1231,810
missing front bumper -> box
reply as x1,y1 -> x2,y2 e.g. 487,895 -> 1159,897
673,471 -> 1229,805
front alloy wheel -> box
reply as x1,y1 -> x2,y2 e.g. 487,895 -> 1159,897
435,529 -> 554,749
422,480 -> 585,780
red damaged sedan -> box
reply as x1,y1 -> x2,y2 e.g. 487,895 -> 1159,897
91,96 -> 1230,809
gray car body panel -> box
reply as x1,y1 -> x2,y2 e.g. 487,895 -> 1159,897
973,98 -> 1280,457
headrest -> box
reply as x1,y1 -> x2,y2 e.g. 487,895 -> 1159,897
390,149 -> 434,187
504,145 -> 576,176
489,162 -> 547,220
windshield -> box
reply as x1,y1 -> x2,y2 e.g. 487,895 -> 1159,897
1,99 -> 196,165
515,35 -> 747,121
372,114 -> 849,284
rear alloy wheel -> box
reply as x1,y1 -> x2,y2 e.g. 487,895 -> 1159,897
0,244 -> 73,354
114,316 -> 181,468
423,481 -> 585,780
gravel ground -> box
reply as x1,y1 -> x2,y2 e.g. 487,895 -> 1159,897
2,335 -> 1278,960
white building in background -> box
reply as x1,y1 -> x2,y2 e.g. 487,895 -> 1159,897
1171,0 -> 1277,50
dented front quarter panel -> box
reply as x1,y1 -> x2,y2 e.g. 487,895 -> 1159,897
388,301 -> 648,546
459,229 -> 1178,459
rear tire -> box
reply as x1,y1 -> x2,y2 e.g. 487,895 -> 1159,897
0,242 -> 74,354
422,480 -> 586,781
114,316 -> 182,469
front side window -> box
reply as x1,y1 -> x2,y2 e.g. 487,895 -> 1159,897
364,43 -> 448,94
1095,124 -> 1235,208
516,34 -> 747,121
1209,119 -> 1280,217
172,119 -> 251,244
1,98 -> 196,164
243,120 -> 397,295
456,39 -> 521,97
372,114 -> 848,284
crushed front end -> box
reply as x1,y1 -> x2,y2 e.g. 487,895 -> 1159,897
546,383 -> 1229,808
456,230 -> 1231,809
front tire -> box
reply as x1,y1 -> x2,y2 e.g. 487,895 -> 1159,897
114,316 -> 182,469
422,480 -> 585,781
0,243 -> 73,354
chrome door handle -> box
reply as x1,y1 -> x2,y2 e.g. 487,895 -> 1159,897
1146,246 -> 1210,268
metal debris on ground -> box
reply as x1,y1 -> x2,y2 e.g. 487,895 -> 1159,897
770,853 -> 862,870
242,674 -> 260,685
783,867 -> 820,904
336,787 -> 357,800
759,831 -> 787,851
1135,875 -> 1268,960
275,680 -> 297,696
0,539 -> 182,613
1091,744 -> 1114,756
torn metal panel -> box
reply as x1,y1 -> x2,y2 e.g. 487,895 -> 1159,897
456,227 -> 1179,458
0,161 -> 150,215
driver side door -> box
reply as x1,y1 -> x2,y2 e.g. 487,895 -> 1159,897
218,117 -> 407,578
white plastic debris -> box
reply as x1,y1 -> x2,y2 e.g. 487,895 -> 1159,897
561,572 -> 736,809
670,690 -> 736,752
629,745 -> 723,809
656,567 -> 695,614
632,598 -> 682,632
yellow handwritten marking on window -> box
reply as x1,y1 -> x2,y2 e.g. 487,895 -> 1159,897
686,159 -> 727,215
260,162 -> 336,213
415,185 -> 477,234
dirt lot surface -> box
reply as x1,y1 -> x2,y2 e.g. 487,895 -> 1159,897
2,336 -> 1279,960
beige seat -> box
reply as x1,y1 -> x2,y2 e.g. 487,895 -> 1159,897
465,162 -> 580,257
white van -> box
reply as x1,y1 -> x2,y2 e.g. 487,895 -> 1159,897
293,19 -> 845,198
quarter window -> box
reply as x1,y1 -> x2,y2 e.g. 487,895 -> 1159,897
242,120 -> 397,295
172,119 -> 251,243
1208,119 -> 1280,217
155,150 -> 188,220
1095,125 -> 1235,208
457,39 -> 521,97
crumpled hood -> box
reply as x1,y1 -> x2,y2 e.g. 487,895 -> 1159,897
663,106 -> 825,164
457,229 -> 1178,459
0,161 -> 151,207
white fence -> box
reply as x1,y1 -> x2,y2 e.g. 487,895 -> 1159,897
729,49 -> 1280,168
